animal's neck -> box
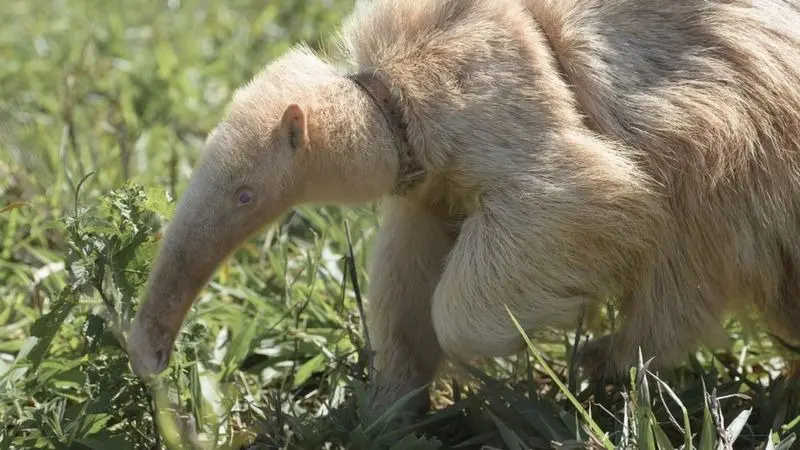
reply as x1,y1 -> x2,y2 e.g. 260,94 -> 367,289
298,78 -> 402,205
347,70 -> 423,195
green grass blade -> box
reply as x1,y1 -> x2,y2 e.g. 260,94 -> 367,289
505,305 -> 614,450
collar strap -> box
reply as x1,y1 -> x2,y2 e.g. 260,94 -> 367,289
347,69 -> 423,195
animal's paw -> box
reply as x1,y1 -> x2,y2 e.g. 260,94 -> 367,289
574,335 -> 623,382
366,381 -> 431,428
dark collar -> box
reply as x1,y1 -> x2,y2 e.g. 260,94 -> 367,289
347,69 -> 424,195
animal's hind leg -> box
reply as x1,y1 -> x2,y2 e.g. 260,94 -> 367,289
763,244 -> 800,377
577,258 -> 730,379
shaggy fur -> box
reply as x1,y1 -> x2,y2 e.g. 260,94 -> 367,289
127,0 -> 800,419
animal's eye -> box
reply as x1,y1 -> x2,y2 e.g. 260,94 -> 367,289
237,190 -> 253,206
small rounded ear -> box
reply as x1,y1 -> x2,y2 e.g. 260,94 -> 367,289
281,103 -> 308,151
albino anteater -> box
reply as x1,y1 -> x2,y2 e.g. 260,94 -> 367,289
127,0 -> 800,417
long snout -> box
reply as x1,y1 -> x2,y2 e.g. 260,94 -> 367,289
126,194 -> 225,378
125,149 -> 292,377
126,237 -> 210,377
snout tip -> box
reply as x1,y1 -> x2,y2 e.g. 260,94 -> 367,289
126,318 -> 170,378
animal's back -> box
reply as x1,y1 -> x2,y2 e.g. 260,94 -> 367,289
529,0 -> 800,338
529,0 -> 800,192
343,0 -> 800,216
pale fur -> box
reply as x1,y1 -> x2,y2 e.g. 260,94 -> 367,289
127,0 -> 800,420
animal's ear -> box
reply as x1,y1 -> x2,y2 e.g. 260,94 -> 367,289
280,103 -> 308,151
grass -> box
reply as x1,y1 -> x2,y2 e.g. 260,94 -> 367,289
2,0 -> 800,448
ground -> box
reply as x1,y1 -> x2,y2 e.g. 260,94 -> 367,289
2,0 -> 800,449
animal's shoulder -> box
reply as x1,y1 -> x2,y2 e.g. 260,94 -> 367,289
338,0 -> 525,70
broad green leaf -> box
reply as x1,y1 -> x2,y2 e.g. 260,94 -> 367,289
25,289 -> 79,372
293,352 -> 326,388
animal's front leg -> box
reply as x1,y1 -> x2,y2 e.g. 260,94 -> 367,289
430,203 -> 589,363
365,197 -> 455,418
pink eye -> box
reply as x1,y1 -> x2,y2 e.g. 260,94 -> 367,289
237,190 -> 253,206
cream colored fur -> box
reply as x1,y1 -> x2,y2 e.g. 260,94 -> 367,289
127,0 -> 800,420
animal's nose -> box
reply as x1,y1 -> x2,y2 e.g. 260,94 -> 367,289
127,321 -> 170,377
